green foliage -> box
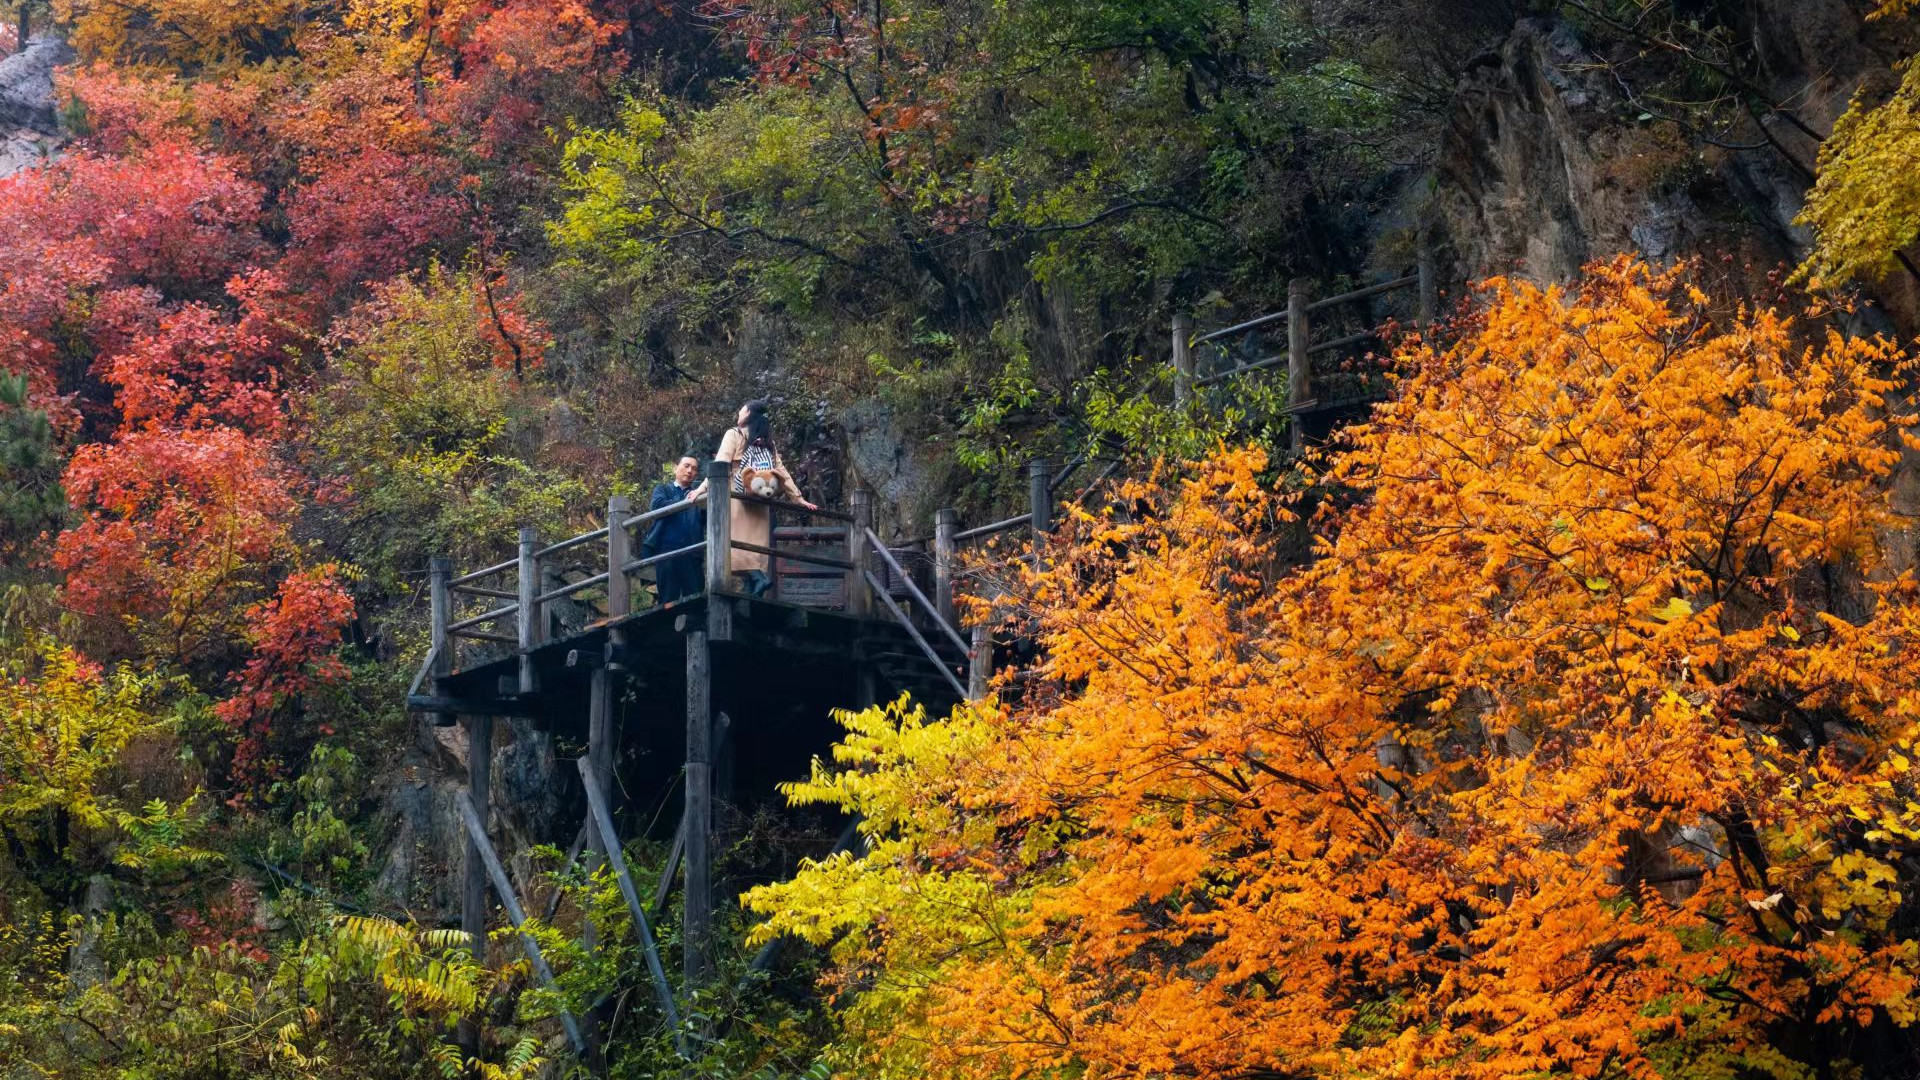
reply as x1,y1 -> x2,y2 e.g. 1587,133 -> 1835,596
740,698 -> 1020,1078
552,88 -> 860,323
0,370 -> 63,566
86,941 -> 327,1076
302,264 -> 593,596
0,637 -> 169,835
110,796 -> 222,877
0,911 -> 76,1066
265,743 -> 373,892
39,913 -> 544,1080
329,916 -> 491,1028
549,0 -> 1392,484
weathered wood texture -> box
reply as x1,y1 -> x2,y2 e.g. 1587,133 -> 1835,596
457,793 -> 589,1055
575,755 -> 685,1054
463,713 -> 492,966
1288,276 -> 1310,453
607,496 -> 632,619
683,628 -> 713,983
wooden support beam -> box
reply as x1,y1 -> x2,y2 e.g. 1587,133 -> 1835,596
438,555 -> 480,1059
457,792 -> 590,1057
653,819 -> 687,915
1287,276 -> 1310,454
683,629 -> 713,984
648,711 -> 728,914
933,508 -> 958,629
406,694 -> 538,717
1172,312 -> 1194,409
586,666 -> 614,864
463,713 -> 494,969
575,756 -> 686,1055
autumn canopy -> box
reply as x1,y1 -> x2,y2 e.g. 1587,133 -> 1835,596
749,261 -> 1920,1080
5,0 -> 1920,1075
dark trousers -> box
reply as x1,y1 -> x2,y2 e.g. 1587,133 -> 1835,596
655,556 -> 702,603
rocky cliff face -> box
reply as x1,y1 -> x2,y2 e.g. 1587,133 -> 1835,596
1429,2 -> 1912,305
0,34 -> 68,177
1419,0 -> 1920,575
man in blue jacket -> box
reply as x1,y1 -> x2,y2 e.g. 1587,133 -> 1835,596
643,454 -> 705,604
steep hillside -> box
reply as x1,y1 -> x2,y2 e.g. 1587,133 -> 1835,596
5,0 -> 1920,1076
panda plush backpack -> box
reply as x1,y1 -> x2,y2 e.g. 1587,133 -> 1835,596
733,439 -> 781,498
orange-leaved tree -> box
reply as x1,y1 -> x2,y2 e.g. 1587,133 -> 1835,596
746,258 -> 1920,1080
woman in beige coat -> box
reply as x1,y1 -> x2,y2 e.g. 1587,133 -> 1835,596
690,399 -> 815,596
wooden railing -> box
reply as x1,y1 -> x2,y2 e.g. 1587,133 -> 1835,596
1173,255 -> 1436,451
925,259 -> 1443,691
422,461 -> 971,694
422,258 -> 1442,702
429,472 -> 763,668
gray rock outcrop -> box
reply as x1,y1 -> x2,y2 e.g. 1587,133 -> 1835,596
0,33 -> 69,178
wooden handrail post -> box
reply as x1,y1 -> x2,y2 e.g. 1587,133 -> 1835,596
1028,459 -> 1051,571
429,557 -> 452,684
516,527 -> 539,695
933,507 -> 958,628
847,488 -> 873,617
968,621 -> 992,701
606,496 -> 632,619
1287,277 -> 1310,454
703,461 -> 731,597
1172,312 -> 1194,409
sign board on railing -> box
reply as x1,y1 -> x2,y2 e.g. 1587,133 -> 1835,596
773,527 -> 849,609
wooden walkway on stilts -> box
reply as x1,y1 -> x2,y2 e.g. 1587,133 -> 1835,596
406,252 -> 1439,1066
411,459 -> 1025,1063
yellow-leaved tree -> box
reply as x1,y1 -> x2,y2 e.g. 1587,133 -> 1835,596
747,258 -> 1920,1080
55,0 -> 308,67
1795,0 -> 1920,285
0,637 -> 173,904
